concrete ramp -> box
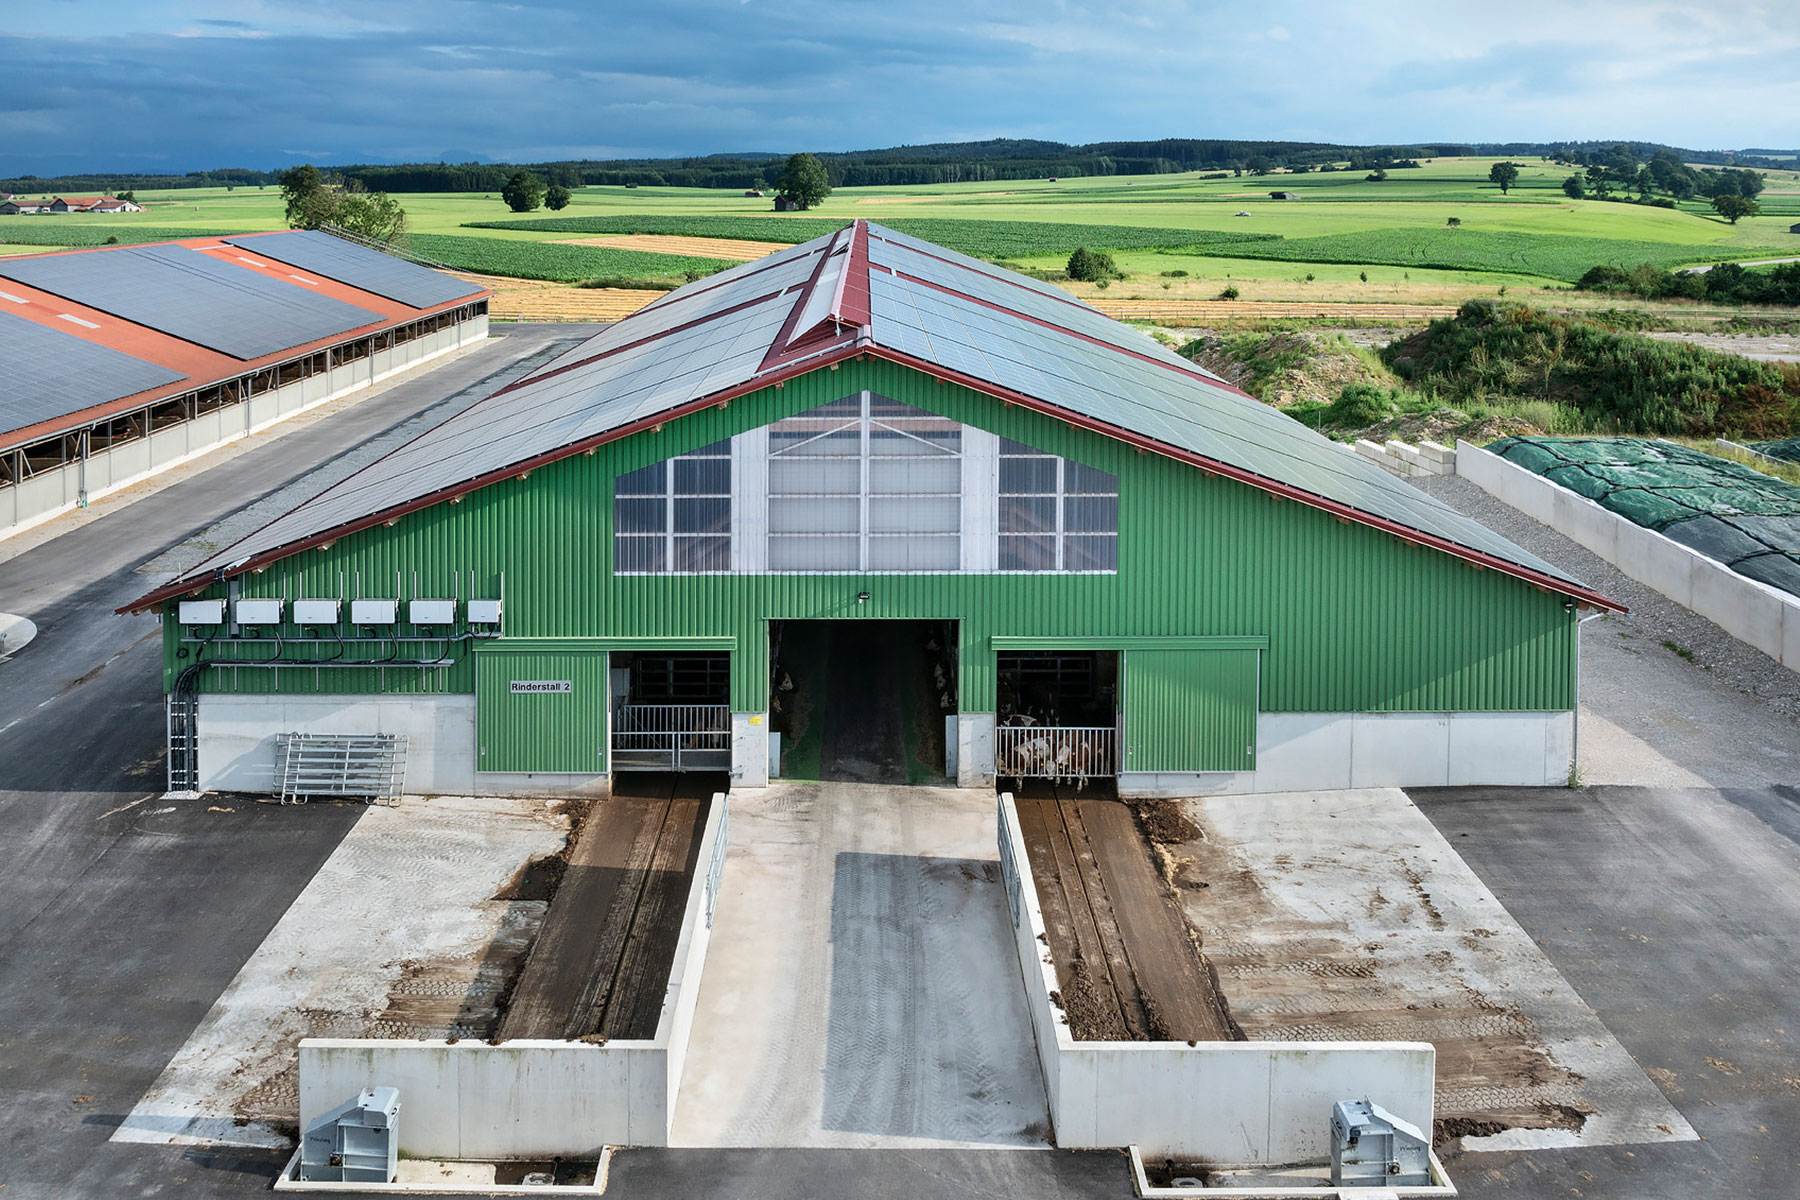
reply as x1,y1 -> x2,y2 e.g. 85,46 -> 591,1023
669,783 -> 1050,1148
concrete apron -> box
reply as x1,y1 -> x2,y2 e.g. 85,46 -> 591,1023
670,782 -> 1052,1149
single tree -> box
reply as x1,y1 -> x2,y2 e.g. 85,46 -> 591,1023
1445,216 -> 1462,227
336,190 -> 409,245
1246,155 -> 1274,175
1488,161 -> 1520,194
280,164 -> 336,229
1065,246 -> 1119,282
1711,194 -> 1759,224
501,171 -> 547,213
1365,168 -> 1388,182
776,153 -> 831,210
1562,174 -> 1586,200
545,184 -> 572,211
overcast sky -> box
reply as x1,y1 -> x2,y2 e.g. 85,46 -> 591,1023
3,1 -> 1797,174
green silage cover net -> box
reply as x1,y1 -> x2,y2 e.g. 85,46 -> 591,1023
1751,437 -> 1800,465
1487,436 -> 1800,599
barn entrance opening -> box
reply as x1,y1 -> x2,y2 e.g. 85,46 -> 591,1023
770,619 -> 957,784
996,650 -> 1120,787
610,650 -> 732,772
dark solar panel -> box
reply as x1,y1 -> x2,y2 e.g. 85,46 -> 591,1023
0,244 -> 384,360
0,310 -> 186,434
224,231 -> 484,309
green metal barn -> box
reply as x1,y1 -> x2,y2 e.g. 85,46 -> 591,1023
126,222 -> 1618,797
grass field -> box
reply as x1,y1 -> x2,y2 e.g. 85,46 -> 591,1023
4,156 -> 1797,308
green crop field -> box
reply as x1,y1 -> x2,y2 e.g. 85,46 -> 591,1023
4,156 -> 1797,302
407,234 -> 732,283
468,213 -> 1279,259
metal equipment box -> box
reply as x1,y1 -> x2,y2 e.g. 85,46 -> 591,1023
409,598 -> 456,626
234,598 -> 283,625
350,598 -> 398,625
293,599 -> 341,626
177,599 -> 226,625
1330,1098 -> 1430,1187
298,1086 -> 399,1183
466,597 -> 503,625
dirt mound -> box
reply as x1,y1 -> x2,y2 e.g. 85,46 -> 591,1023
1182,330 -> 1398,408
1356,407 -> 1541,445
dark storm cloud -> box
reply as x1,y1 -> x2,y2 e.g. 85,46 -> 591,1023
1,1 -> 1794,174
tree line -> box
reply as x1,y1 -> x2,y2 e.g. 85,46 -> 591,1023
7,138 -> 1790,197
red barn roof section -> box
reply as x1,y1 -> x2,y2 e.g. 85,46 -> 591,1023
0,234 -> 490,450
122,219 -> 1622,614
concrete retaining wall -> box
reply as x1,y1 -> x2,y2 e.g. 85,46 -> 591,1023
997,794 -> 1436,1162
3,316 -> 486,542
1458,440 -> 1800,672
1355,439 -> 1457,479
297,791 -> 729,1157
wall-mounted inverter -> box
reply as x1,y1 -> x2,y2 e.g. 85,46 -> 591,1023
293,599 -> 341,625
350,599 -> 398,625
178,599 -> 226,625
409,599 -> 456,626
235,599 -> 284,625
466,598 -> 502,625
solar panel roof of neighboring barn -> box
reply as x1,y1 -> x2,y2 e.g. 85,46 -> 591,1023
222,231 -> 485,309
128,220 -> 1620,613
0,309 -> 187,431
0,243 -> 385,361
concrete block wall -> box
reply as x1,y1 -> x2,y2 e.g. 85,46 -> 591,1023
1458,441 -> 1800,672
298,792 -> 728,1156
1355,439 -> 1457,479
996,794 -> 1437,1162
2,317 -> 484,542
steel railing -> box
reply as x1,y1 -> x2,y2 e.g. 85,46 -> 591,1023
612,703 -> 731,771
995,724 -> 1116,783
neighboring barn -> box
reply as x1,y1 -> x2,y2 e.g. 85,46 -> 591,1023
1268,190 -> 1301,200
1,231 -> 490,540
127,221 -> 1616,799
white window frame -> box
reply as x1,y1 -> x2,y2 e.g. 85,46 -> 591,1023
613,441 -> 732,575
997,440 -> 1119,574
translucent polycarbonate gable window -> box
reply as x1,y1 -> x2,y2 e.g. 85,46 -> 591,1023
767,392 -> 963,572
613,439 -> 732,573
998,438 -> 1118,572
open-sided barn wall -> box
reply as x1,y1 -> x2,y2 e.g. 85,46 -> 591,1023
163,358 -> 1576,721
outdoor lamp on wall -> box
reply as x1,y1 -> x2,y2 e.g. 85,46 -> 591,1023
856,591 -> 871,604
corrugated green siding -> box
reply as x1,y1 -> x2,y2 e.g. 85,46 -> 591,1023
166,357 -> 1578,718
1123,648 -> 1258,772
474,649 -> 610,772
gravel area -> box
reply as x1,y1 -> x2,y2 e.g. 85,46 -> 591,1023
1414,474 -> 1800,787
1644,331 -> 1800,362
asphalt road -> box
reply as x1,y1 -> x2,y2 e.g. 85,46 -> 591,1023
0,327 -> 585,1198
1416,784 -> 1800,1200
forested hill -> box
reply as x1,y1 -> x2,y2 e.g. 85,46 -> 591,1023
4,138 -> 1791,196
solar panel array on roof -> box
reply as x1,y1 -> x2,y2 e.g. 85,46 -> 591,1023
0,244 -> 384,361
223,231 -> 484,310
139,219 -> 1592,602
0,310 -> 187,435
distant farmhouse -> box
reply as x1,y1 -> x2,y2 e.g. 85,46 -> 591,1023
1790,222 -> 1800,234
1268,190 -> 1301,200
0,195 -> 143,215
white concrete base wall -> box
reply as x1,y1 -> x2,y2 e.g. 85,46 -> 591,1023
299,793 -> 728,1156
1458,440 -> 1800,672
996,795 -> 1436,1162
201,699 -> 1568,798
196,693 -> 606,797
730,712 -> 769,788
1117,710 -> 1573,797
3,318 -> 485,543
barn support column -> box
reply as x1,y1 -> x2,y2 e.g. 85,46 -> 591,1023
955,618 -> 996,787
730,619 -> 771,788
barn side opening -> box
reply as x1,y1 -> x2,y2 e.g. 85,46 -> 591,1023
610,650 -> 732,772
770,619 -> 957,784
996,649 -> 1120,787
